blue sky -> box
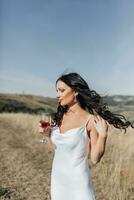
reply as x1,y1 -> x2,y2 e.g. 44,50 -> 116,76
0,0 -> 134,97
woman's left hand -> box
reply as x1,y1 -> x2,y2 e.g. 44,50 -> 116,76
93,115 -> 109,138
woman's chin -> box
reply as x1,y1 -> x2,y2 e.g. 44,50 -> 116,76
60,101 -> 66,106
60,102 -> 64,106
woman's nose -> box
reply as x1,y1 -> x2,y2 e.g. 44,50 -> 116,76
56,94 -> 60,99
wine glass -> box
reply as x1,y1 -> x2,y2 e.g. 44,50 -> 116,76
39,112 -> 51,143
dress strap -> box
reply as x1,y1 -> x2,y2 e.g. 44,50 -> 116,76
85,114 -> 92,127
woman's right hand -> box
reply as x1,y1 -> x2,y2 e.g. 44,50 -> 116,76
38,122 -> 51,138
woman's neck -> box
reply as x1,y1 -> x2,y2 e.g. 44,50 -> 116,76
67,102 -> 81,114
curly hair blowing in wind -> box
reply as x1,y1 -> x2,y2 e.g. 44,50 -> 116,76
52,72 -> 134,133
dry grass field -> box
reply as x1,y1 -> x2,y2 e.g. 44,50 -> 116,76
0,113 -> 134,200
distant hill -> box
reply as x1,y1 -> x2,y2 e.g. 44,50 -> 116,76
103,95 -> 134,106
0,93 -> 134,114
0,93 -> 58,114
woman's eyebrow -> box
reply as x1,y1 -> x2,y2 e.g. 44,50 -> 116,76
56,87 -> 62,91
56,87 -> 64,90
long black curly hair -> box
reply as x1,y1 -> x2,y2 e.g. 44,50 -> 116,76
51,72 -> 133,133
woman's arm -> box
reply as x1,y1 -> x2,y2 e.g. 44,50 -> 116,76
88,115 -> 108,164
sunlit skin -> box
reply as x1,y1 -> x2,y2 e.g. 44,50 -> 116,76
56,80 -> 78,107
38,80 -> 109,164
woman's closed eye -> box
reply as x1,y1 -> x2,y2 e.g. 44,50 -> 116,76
56,88 -> 65,92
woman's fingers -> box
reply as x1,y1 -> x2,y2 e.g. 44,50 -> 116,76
38,126 -> 44,133
96,115 -> 108,125
93,114 -> 109,125
93,115 -> 98,123
94,115 -> 101,123
94,115 -> 99,121
39,122 -> 42,127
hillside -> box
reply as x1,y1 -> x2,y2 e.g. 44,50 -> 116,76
0,93 -> 58,114
0,93 -> 134,121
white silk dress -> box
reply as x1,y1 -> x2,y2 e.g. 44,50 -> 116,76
50,115 -> 96,200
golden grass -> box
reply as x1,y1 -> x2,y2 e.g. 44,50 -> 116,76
0,113 -> 134,200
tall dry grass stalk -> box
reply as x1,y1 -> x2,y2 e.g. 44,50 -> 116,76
0,113 -> 134,200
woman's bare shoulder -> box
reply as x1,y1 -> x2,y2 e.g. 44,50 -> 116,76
87,114 -> 97,132
87,114 -> 99,140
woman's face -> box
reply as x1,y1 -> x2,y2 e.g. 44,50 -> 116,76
56,80 -> 77,106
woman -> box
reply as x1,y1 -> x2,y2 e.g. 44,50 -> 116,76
39,72 -> 133,200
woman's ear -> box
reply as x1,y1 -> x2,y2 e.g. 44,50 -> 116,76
75,91 -> 78,96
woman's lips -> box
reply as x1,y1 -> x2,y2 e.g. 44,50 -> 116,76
59,99 -> 63,102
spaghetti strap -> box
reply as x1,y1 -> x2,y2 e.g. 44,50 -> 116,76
85,114 -> 92,126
